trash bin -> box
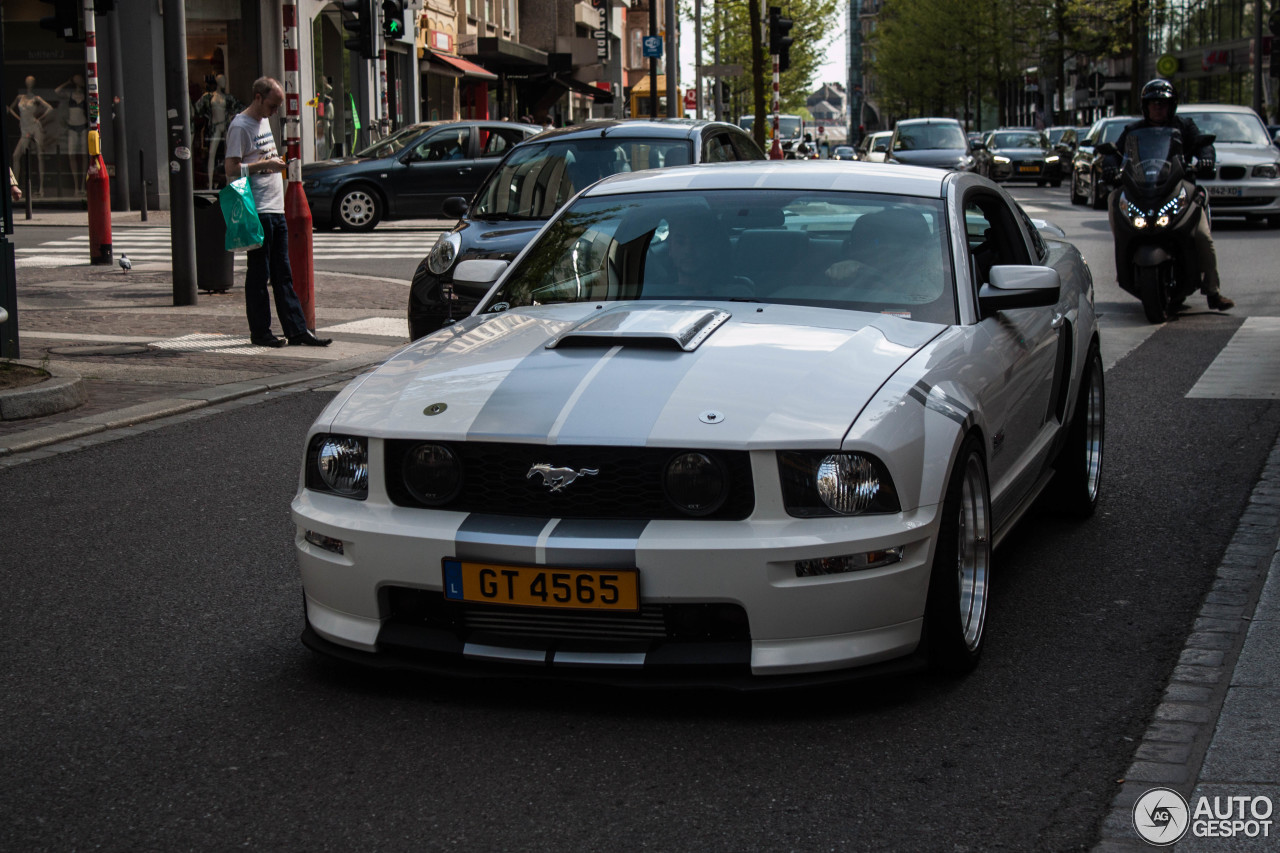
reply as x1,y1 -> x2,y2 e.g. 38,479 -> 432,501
193,190 -> 235,294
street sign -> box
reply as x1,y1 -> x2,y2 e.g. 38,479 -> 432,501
698,63 -> 744,76
642,36 -> 663,58
684,88 -> 697,112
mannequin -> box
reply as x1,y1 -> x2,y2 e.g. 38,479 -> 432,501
8,76 -> 52,198
193,75 -> 240,188
55,74 -> 88,195
315,77 -> 335,159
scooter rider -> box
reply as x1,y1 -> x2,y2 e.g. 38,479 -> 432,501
1106,79 -> 1233,311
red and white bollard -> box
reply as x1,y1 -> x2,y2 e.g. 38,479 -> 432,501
84,0 -> 112,264
282,0 -> 315,329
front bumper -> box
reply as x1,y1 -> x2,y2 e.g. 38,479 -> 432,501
992,160 -> 1062,182
1201,179 -> 1280,216
293,463 -> 941,682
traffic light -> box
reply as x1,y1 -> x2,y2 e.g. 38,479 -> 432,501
382,0 -> 405,40
768,6 -> 794,73
39,0 -> 85,42
342,0 -> 376,59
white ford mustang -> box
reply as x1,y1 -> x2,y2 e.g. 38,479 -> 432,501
293,161 -> 1104,687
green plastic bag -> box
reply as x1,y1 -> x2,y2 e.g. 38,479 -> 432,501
219,176 -> 264,252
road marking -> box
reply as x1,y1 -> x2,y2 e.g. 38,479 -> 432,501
1187,317 -> 1280,399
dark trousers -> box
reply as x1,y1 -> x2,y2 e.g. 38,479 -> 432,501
245,212 -> 307,339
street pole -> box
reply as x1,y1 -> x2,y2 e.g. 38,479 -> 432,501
162,0 -> 198,305
84,0 -> 113,266
1252,0 -> 1264,116
665,0 -> 678,116
107,6 -> 130,212
694,0 -> 703,119
713,0 -> 722,121
0,8 -> 19,359
283,0 -> 316,331
649,2 -> 658,119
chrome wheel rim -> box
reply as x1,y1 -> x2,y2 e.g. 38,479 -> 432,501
1084,357 -> 1104,502
956,453 -> 991,651
340,191 -> 375,227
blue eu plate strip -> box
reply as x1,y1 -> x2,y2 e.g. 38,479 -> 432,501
443,559 -> 463,601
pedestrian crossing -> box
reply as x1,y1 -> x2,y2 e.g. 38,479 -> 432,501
14,226 -> 447,269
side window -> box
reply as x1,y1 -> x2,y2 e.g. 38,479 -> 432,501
730,130 -> 766,160
480,127 -> 529,158
704,134 -> 735,163
1016,205 -> 1049,263
415,128 -> 472,162
964,192 -> 1032,291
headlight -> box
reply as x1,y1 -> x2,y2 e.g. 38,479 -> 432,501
402,443 -> 463,506
1045,154 -> 1060,163
993,155 -> 1011,165
427,232 -> 462,275
663,452 -> 728,516
1252,163 -> 1279,179
307,434 -> 368,499
778,451 -> 901,517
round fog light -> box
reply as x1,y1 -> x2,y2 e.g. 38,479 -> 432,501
403,443 -> 462,505
664,452 -> 727,516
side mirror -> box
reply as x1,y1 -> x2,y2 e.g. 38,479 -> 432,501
970,141 -> 987,152
978,265 -> 1061,316
1093,142 -> 1118,158
442,196 -> 470,219
451,259 -> 509,299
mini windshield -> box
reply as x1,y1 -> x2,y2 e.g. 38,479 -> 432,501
473,138 -> 695,219
354,124 -> 433,158
1122,126 -> 1183,193
480,189 -> 957,325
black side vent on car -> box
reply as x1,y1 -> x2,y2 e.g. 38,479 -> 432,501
385,440 -> 755,520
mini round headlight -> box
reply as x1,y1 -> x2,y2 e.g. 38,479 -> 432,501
317,436 -> 368,496
664,452 -> 727,516
426,232 -> 462,275
816,454 -> 881,515
402,443 -> 462,505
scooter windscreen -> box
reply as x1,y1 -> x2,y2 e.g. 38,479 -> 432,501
1121,127 -> 1185,197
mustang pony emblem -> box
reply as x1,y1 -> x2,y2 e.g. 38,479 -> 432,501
527,463 -> 599,492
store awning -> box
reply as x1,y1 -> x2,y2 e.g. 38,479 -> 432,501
465,37 -> 548,71
422,49 -> 498,81
629,75 -> 667,96
555,75 -> 614,103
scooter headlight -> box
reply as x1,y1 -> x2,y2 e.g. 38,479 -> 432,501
1152,186 -> 1188,226
1132,216 -> 1148,229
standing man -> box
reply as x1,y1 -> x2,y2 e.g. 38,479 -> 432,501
224,77 -> 330,348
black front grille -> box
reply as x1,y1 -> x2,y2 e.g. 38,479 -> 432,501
385,440 -> 755,520
1217,166 -> 1247,180
383,587 -> 750,643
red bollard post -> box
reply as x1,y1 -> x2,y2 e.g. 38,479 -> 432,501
286,181 -> 314,330
769,138 -> 785,160
87,131 -> 113,265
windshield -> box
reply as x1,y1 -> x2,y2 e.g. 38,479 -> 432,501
354,124 -> 432,158
473,137 -> 695,219
1180,111 -> 1271,145
740,115 -> 802,137
895,124 -> 967,150
1098,120 -> 1130,145
992,131 -> 1048,149
1122,126 -> 1183,193
480,189 -> 957,325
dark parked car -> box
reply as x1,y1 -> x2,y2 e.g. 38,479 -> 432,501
831,144 -> 856,161
302,120 -> 540,231
407,119 -> 767,340
1045,125 -> 1080,175
973,128 -> 1064,186
886,118 -> 976,171
1070,115 -> 1140,209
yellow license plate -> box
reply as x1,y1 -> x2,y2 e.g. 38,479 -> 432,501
442,559 -> 640,611
1018,165 -> 1039,172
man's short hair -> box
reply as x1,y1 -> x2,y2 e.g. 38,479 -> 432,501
252,76 -> 281,99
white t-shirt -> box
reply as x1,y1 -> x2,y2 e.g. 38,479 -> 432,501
225,112 -> 284,213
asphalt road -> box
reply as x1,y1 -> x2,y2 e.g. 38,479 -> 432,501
3,187 -> 1279,850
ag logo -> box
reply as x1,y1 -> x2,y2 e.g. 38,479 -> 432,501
1133,787 -> 1190,845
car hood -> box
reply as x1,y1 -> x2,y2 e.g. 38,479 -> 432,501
326,303 -> 943,448
1212,142 -> 1279,165
892,148 -> 969,168
456,217 -> 551,260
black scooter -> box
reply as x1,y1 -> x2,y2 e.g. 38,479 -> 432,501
1097,127 -> 1215,324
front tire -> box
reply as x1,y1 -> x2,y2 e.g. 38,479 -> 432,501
1089,174 -> 1106,210
335,186 -> 382,232
1137,265 -> 1168,323
1070,173 -> 1085,205
924,435 -> 992,675
1049,342 -> 1104,517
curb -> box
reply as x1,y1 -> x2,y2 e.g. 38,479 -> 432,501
0,360 -> 87,421
1091,437 -> 1280,851
0,349 -> 389,459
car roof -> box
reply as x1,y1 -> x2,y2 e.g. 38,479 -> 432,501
1179,103 -> 1257,113
895,117 -> 962,126
525,119 -> 747,144
581,160 -> 949,199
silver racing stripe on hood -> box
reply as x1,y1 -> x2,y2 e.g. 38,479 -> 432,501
908,380 -> 972,427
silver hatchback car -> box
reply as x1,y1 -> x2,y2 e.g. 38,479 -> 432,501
1179,104 -> 1280,226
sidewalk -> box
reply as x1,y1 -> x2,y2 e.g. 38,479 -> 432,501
3,223 -> 1278,850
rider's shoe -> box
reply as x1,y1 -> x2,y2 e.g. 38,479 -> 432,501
1207,293 -> 1235,311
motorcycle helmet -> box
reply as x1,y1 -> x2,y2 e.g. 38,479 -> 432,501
1140,78 -> 1178,120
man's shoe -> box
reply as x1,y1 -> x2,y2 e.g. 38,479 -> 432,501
250,335 -> 286,348
1207,293 -> 1235,311
288,330 -> 333,347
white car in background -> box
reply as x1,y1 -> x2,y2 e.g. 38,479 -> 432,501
1180,103 -> 1280,226
293,161 -> 1103,687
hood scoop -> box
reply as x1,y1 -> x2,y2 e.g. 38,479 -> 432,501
546,305 -> 731,352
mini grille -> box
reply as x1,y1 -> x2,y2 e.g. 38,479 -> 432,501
385,588 -> 750,643
1217,166 -> 1246,180
385,440 -> 755,520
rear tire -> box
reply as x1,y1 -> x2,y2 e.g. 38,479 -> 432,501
924,435 -> 992,675
1137,265 -> 1168,323
335,186 -> 382,232
1048,342 -> 1104,518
